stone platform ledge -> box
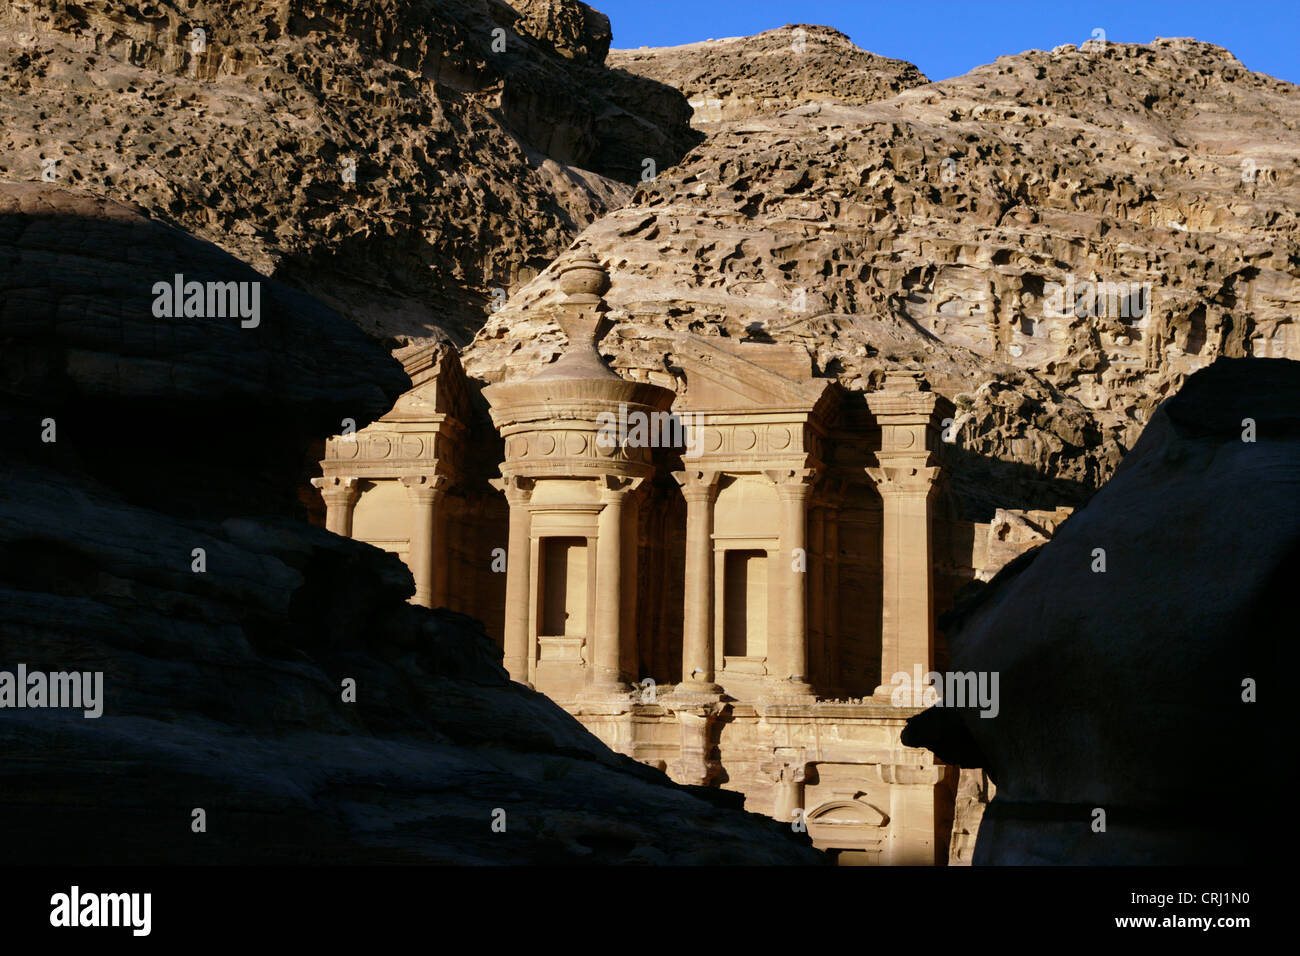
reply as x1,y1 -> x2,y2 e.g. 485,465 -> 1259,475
562,696 -> 935,720
561,695 -> 635,716
747,699 -> 931,719
660,685 -> 730,709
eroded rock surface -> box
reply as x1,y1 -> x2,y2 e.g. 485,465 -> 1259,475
609,25 -> 928,130
0,184 -> 821,865
0,0 -> 699,343
468,36 -> 1300,515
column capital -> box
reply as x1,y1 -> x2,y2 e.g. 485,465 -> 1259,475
401,473 -> 447,502
311,475 -> 359,499
866,457 -> 939,496
765,467 -> 818,499
761,756 -> 809,785
489,474 -> 534,504
598,474 -> 644,503
673,468 -> 720,502
865,373 -> 954,457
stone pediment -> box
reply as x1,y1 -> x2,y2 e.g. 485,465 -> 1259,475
382,341 -> 471,424
670,333 -> 839,418
321,342 -> 469,481
807,799 -> 889,828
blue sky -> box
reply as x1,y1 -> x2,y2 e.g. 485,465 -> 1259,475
599,1 -> 1299,85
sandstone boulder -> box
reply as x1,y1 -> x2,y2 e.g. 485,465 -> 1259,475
903,357 -> 1297,864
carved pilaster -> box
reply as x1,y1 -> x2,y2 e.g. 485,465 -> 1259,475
490,475 -> 535,685
877,761 -> 951,866
771,760 -> 809,828
765,468 -> 817,697
585,475 -> 644,697
866,373 -> 951,698
672,469 -> 722,697
400,475 -> 447,609
667,706 -> 724,786
817,480 -> 847,696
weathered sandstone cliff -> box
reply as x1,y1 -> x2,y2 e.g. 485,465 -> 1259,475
0,0 -> 699,343
609,25 -> 928,130
468,30 -> 1300,514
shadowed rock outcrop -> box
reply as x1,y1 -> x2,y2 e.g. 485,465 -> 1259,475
902,357 -> 1296,864
0,184 -> 821,865
0,0 -> 699,343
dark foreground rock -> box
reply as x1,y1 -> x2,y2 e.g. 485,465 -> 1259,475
904,357 -> 1297,864
0,184 -> 821,864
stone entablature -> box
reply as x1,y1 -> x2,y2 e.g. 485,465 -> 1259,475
490,379 -> 670,479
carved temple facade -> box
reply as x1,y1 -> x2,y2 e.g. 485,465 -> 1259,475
312,256 -> 1056,865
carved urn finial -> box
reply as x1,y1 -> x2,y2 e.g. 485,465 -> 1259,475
532,248 -> 618,380
558,248 -> 610,306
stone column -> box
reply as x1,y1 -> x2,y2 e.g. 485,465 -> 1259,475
490,476 -> 534,685
879,763 -> 949,865
868,463 -> 937,692
673,470 -> 721,696
433,496 -> 451,610
771,470 -> 815,696
311,476 -> 359,537
587,476 -> 637,695
866,372 -> 949,697
712,547 -> 726,678
401,474 -> 446,609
